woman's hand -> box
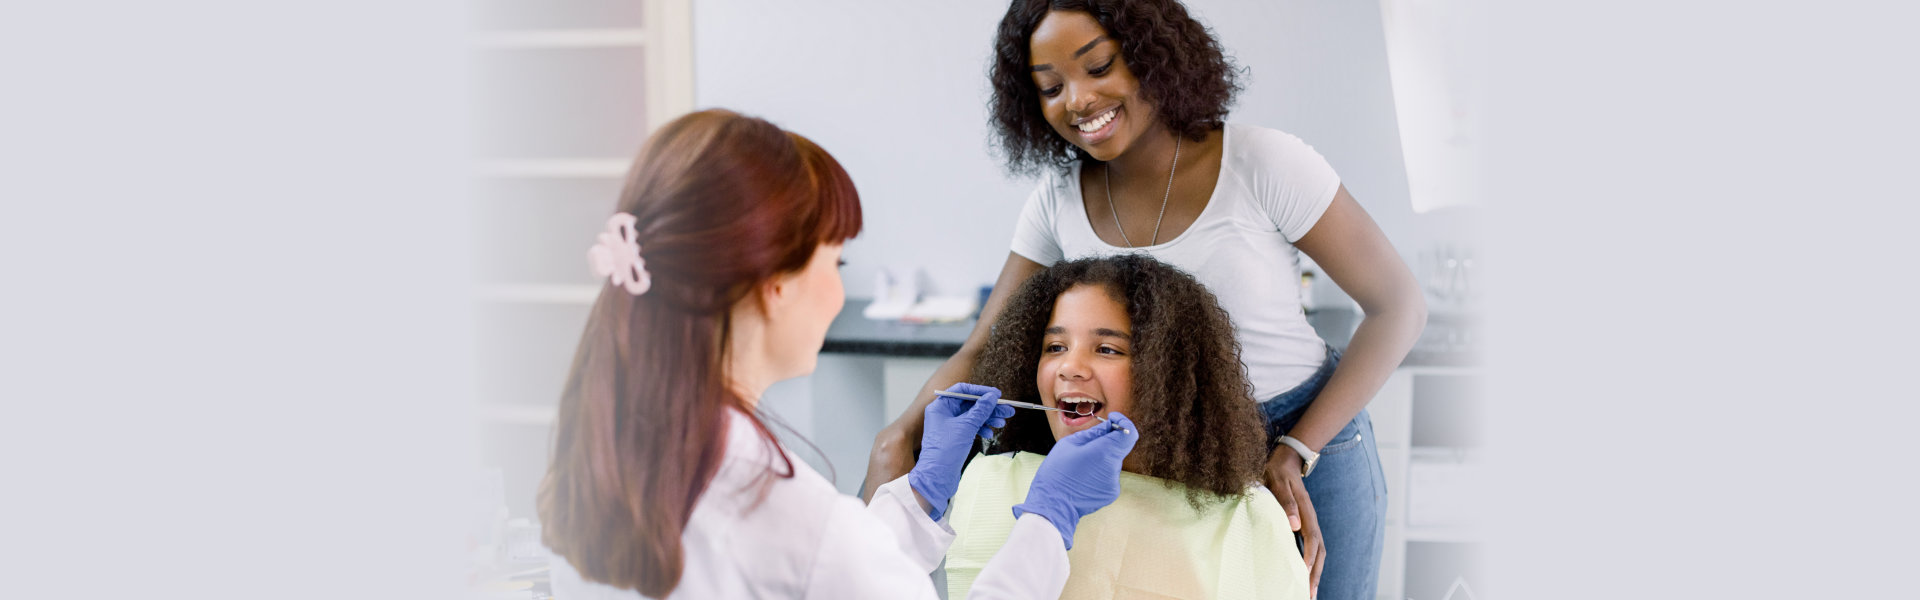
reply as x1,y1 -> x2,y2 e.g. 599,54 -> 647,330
1264,444 -> 1324,598
906,383 -> 1013,520
1015,414 -> 1139,550
864,253 -> 1046,503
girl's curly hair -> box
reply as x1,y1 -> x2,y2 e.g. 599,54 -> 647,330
973,254 -> 1266,507
989,0 -> 1243,176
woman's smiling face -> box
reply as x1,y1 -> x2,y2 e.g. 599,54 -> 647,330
1037,283 -> 1134,439
1028,10 -> 1155,163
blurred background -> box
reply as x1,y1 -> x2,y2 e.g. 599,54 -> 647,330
469,1 -> 1482,598
9,1 -> 1917,599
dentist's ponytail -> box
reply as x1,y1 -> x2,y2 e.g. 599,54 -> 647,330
537,109 -> 862,597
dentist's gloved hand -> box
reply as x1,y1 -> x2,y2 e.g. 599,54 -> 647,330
1013,413 -> 1139,550
908,383 -> 1014,521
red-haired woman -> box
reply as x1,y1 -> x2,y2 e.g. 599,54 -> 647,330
537,109 -> 1139,599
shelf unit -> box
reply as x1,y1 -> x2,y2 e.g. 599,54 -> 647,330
1403,525 -> 1481,545
1373,366 -> 1485,600
476,159 -> 630,179
474,28 -> 647,49
471,0 -> 694,521
476,284 -> 599,305
477,403 -> 561,426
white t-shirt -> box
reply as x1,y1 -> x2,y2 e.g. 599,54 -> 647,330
1010,123 -> 1340,400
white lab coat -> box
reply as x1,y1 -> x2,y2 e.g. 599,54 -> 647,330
549,408 -> 1070,599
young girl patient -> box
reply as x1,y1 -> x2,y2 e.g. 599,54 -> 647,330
943,254 -> 1309,600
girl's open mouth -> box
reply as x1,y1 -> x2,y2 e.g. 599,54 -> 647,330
1057,398 -> 1105,427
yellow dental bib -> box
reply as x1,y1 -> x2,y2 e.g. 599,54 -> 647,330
945,452 -> 1309,600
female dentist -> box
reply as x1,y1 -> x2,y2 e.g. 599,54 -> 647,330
537,109 -> 1139,599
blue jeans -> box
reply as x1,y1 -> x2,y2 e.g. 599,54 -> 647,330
1259,347 -> 1386,600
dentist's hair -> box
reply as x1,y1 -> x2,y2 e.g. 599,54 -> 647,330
974,254 -> 1266,507
538,109 -> 862,597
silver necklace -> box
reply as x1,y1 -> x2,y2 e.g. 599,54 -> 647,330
1104,136 -> 1180,247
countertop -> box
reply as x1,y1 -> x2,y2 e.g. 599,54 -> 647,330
820,299 -> 975,357
823,299 -> 1477,367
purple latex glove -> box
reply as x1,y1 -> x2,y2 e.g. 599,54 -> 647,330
907,383 -> 1015,520
1012,413 -> 1139,549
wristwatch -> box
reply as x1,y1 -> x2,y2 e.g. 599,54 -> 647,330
1276,435 -> 1320,477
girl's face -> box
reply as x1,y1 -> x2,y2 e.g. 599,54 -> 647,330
765,242 -> 846,380
1037,283 -> 1135,440
1028,10 -> 1155,163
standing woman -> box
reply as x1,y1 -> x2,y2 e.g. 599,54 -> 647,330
539,109 -> 1140,599
861,2 -> 1426,599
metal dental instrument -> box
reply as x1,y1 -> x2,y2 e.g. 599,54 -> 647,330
934,391 -> 1082,415
932,390 -> 1133,434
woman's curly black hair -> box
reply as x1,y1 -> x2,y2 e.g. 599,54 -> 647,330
973,254 -> 1266,507
989,0 -> 1244,176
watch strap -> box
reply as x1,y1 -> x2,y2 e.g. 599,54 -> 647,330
1276,435 -> 1319,477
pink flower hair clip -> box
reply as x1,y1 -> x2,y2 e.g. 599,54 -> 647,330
587,213 -> 651,296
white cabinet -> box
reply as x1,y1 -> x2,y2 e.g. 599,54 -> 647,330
1376,366 -> 1484,600
883,358 -> 948,427
1371,369 -> 1414,600
756,355 -> 944,497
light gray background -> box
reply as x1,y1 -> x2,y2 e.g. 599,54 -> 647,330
1476,1 -> 1920,598
6,1 -> 1919,599
1,1 -> 474,598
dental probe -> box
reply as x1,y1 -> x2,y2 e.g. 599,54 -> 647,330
931,391 -> 1134,434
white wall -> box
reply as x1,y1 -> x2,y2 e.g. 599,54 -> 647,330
693,1 -> 1030,299
693,0 -> 1468,300
1196,0 -> 1418,246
